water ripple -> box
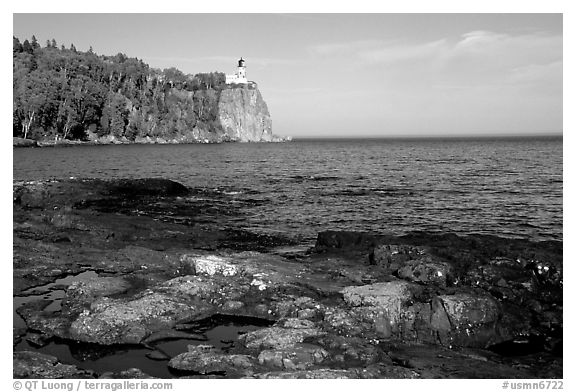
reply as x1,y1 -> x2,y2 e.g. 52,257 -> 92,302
13,137 -> 563,242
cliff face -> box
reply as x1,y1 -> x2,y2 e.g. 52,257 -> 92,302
217,87 -> 275,142
86,85 -> 280,145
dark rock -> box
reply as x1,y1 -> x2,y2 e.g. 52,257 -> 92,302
49,207 -> 88,230
109,178 -> 189,197
13,137 -> 38,147
251,368 -> 358,379
314,334 -> 389,365
52,236 -> 72,243
315,231 -> 381,252
397,258 -> 452,287
99,368 -> 156,379
17,299 -> 72,339
142,329 -> 207,345
25,333 -> 50,347
440,293 -> 500,326
13,326 -> 26,346
386,343 -> 534,378
241,319 -> 324,350
145,350 -> 171,361
369,244 -> 424,269
322,307 -> 367,337
436,292 -> 505,347
430,296 -> 452,343
14,178 -> 188,210
341,281 -> 414,331
13,351 -> 95,378
15,181 -> 51,208
168,344 -> 255,375
62,276 -> 131,315
340,280 -> 525,348
257,343 -> 329,370
250,365 -> 420,379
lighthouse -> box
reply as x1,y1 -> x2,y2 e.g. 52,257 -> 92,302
225,57 -> 248,84
237,57 -> 246,80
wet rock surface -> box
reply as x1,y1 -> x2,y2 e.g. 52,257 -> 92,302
13,179 -> 562,378
168,344 -> 256,376
14,351 -> 95,379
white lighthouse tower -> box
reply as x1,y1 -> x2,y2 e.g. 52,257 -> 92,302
237,57 -> 246,80
225,57 -> 248,84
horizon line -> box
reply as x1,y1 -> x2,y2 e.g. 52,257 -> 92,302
290,132 -> 563,140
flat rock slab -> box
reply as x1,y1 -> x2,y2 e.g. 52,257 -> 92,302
386,343 -> 535,378
168,345 -> 255,375
13,351 -> 95,379
341,281 -> 414,326
251,365 -> 420,379
258,343 -> 329,370
99,368 -> 157,379
14,178 -> 189,209
64,276 -> 132,313
241,321 -> 324,350
157,274 -> 249,305
69,292 -> 213,345
142,329 -> 207,345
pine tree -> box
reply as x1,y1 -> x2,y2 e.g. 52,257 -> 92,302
22,39 -> 33,54
31,35 -> 40,50
13,36 -> 23,53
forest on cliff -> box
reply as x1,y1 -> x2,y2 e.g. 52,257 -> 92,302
13,35 -> 241,142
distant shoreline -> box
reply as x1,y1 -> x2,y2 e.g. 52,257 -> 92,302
13,136 -> 291,148
291,134 -> 563,142
13,134 -> 560,149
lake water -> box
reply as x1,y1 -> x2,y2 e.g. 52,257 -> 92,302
13,136 -> 563,242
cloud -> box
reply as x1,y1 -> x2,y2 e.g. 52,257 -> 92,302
508,61 -> 563,85
356,39 -> 449,65
309,30 -> 562,87
310,30 -> 560,63
450,30 -> 561,69
454,30 -> 508,50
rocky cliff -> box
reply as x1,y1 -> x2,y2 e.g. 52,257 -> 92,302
36,85 -> 283,146
218,87 -> 276,142
18,85 -> 283,147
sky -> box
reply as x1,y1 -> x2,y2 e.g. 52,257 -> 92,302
12,13 -> 563,138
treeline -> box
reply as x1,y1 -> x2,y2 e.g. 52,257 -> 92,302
13,35 -> 232,141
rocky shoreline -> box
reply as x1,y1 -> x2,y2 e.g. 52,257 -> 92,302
13,178 -> 562,379
13,135 -> 291,148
